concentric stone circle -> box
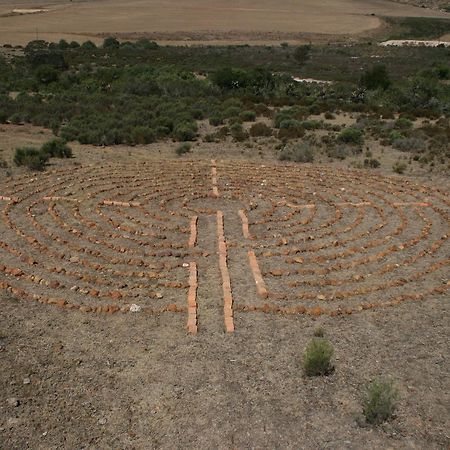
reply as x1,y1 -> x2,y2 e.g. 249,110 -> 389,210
0,159 -> 448,322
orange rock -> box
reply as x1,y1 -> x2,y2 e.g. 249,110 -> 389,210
11,268 -> 23,277
109,291 -> 122,300
167,303 -> 178,312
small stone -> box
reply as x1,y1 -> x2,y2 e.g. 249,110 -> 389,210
98,417 -> 107,425
155,293 -> 163,299
7,397 -> 19,407
130,304 -> 141,313
23,377 -> 31,385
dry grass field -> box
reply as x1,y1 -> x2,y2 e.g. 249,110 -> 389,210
0,0 -> 449,45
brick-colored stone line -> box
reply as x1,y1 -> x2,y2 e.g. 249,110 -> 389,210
336,202 -> 372,207
102,200 -> 141,207
238,209 -> 252,239
0,195 -> 19,203
188,216 -> 198,248
286,203 -> 315,209
217,211 -> 234,332
248,250 -> 268,298
393,202 -> 430,207
211,159 -> 219,197
43,196 -> 81,203
187,262 -> 198,334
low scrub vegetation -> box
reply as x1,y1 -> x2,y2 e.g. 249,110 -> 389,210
363,378 -> 399,425
303,338 -> 335,377
14,139 -> 73,171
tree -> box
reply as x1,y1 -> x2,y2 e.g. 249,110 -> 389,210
360,65 -> 391,90
103,37 -> 120,49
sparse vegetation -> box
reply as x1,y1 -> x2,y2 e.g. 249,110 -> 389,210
175,142 -> 191,156
14,147 -> 49,171
279,142 -> 314,163
363,378 -> 399,425
303,338 -> 335,377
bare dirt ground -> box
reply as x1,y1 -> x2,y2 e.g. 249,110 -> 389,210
0,0 -> 448,45
0,124 -> 449,449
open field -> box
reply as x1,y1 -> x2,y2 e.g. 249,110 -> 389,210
0,128 -> 449,448
0,0 -> 449,45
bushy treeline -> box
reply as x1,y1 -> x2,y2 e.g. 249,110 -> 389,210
0,39 -> 448,147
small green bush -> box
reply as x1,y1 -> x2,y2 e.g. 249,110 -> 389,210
392,137 -> 426,153
279,142 -> 315,163
240,110 -> 257,122
393,161 -> 407,174
338,128 -> 364,145
249,122 -> 272,137
230,123 -> 249,142
303,338 -> 334,377
14,147 -> 49,171
279,118 -> 302,129
175,142 -> 191,156
389,130 -> 404,144
395,117 -> 413,130
209,116 -> 223,126
360,65 -> 391,90
364,158 -> 381,168
41,138 -> 73,158
130,127 -> 156,145
173,122 -> 197,141
363,378 -> 398,425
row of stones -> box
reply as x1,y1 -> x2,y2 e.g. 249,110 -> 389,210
217,211 -> 234,333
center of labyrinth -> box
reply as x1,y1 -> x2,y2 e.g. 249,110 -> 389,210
0,159 -> 448,334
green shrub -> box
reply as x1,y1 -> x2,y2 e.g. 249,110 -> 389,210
130,127 -> 156,145
392,137 -> 426,153
279,142 -> 314,163
209,115 -> 223,126
393,161 -> 407,174
175,142 -> 191,156
389,130 -> 404,143
14,147 -> 49,171
249,122 -> 272,137
279,118 -> 302,129
338,128 -> 364,145
360,65 -> 391,90
240,110 -> 256,122
303,338 -> 334,377
363,378 -> 398,425
223,106 -> 242,119
81,40 -> 97,50
327,145 -> 352,160
395,117 -> 413,130
364,158 -> 380,168
230,123 -> 249,142
103,37 -> 120,49
301,120 -> 322,130
173,122 -> 197,141
41,138 -> 73,158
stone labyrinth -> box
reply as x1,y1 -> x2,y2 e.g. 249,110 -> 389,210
0,159 -> 448,333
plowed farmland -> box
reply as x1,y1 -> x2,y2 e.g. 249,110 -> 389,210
0,0 -> 448,45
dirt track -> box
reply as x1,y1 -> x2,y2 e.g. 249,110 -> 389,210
0,0 -> 448,45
